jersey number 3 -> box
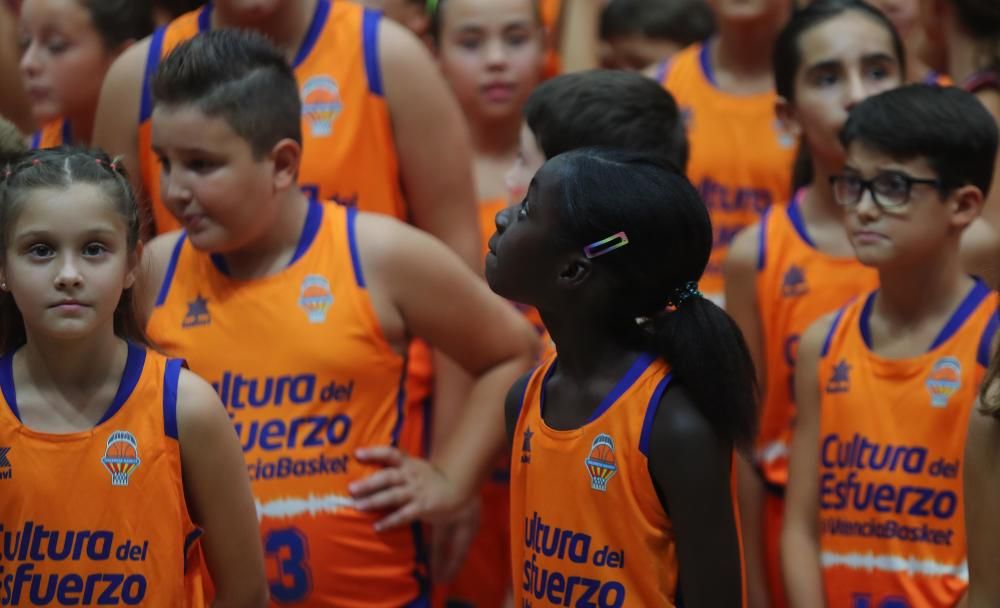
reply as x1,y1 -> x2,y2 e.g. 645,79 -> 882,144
266,527 -> 312,603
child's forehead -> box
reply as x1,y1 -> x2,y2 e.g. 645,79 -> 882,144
844,141 -> 934,174
151,104 -> 247,150
11,183 -> 123,230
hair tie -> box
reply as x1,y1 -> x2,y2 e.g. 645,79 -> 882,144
31,159 -> 40,166
667,281 -> 701,308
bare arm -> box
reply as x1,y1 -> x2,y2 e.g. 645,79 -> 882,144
964,393 -> 1000,608
725,224 -> 771,608
176,369 -> 268,608
650,384 -> 743,607
380,17 -> 480,270
782,314 -> 833,608
136,231 -> 184,325
557,0 -> 604,73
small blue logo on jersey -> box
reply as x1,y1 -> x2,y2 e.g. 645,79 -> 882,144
585,434 -> 618,492
826,360 -> 851,394
782,265 -> 808,297
927,357 -> 962,408
775,119 -> 796,149
521,427 -> 533,464
299,275 -> 334,324
101,431 -> 141,487
183,294 -> 211,328
301,76 -> 343,138
0,447 -> 10,480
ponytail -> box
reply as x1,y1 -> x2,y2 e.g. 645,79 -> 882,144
647,297 -> 758,453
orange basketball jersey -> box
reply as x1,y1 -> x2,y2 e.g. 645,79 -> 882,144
146,201 -> 428,607
815,281 -> 998,607
29,119 -> 71,149
0,345 -> 205,607
137,0 -> 402,234
510,354 -> 679,607
755,193 -> 879,488
658,43 -> 797,303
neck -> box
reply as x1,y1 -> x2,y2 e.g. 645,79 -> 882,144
19,329 -> 125,396
470,114 -> 521,157
220,191 -> 311,279
214,0 -> 318,60
64,110 -> 94,146
713,19 -> 782,78
875,249 -> 969,325
539,307 -> 637,383
804,159 -> 844,218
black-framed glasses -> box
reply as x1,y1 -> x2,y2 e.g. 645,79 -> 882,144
829,171 -> 943,210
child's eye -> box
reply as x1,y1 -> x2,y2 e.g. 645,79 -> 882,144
813,71 -> 838,87
459,37 -> 481,50
46,39 -> 68,54
186,159 -> 216,173
83,243 -> 108,257
26,244 -> 54,258
517,200 -> 528,219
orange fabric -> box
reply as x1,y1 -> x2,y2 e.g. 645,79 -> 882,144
146,202 -> 428,607
510,354 -> 679,606
660,43 -> 797,303
0,347 -> 205,606
815,282 -> 997,606
29,118 -> 69,148
138,0 -> 402,234
441,481 -> 512,608
539,0 -> 561,79
762,492 -> 786,608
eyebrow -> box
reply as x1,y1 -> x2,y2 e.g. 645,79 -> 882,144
15,227 -> 120,241
806,52 -> 896,73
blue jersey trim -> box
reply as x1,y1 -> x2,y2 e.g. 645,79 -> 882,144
290,199 -> 324,266
821,304 -> 850,358
389,353 -> 409,447
140,26 -> 167,123
30,131 -> 41,150
930,278 -> 991,350
155,233 -> 187,307
293,0 -> 331,68
654,59 -> 671,84
407,522 -> 431,602
978,311 -> 999,368
61,120 -> 73,145
183,528 -> 204,573
197,3 -> 212,32
786,192 -> 816,248
699,41 -> 716,86
859,292 -> 877,350
346,206 -> 367,287
756,207 -> 771,271
98,343 -> 147,425
639,372 -> 674,456
162,357 -> 184,439
512,366 -> 537,427
584,353 -> 656,424
362,8 -> 384,96
0,351 -> 18,421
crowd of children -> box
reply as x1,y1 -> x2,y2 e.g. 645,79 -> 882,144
2,0 -> 1000,607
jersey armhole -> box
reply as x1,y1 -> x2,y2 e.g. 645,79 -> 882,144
756,207 -> 771,271
155,233 -> 187,307
162,357 -> 185,440
978,311 -> 999,368
30,131 -> 41,150
639,372 -> 674,457
346,207 -> 367,288
139,26 -> 167,124
362,8 -> 384,97
820,305 -> 850,358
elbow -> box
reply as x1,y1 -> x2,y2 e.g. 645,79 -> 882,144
215,580 -> 269,608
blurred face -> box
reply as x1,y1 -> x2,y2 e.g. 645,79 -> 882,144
214,0 -> 288,22
781,11 -> 902,171
707,0 -> 792,22
867,0 -> 919,40
602,35 -> 683,72
437,0 -> 545,122
1,183 -> 136,344
840,141 -> 973,268
505,121 -> 546,205
151,105 -> 286,254
18,0 -> 119,125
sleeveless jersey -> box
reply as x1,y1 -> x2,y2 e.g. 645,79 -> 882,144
755,194 -> 879,487
29,118 -> 71,149
137,0 -> 402,234
0,345 -> 204,607
658,42 -> 797,303
146,201 -> 428,607
510,353 -> 678,607
816,281 -> 999,607
539,0 -> 562,78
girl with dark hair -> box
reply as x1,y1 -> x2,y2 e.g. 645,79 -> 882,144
18,0 -> 153,147
725,1 -> 904,606
0,147 -> 267,606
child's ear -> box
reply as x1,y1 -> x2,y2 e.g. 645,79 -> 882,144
949,185 -> 985,229
271,138 -> 302,191
775,96 -> 801,140
557,254 -> 592,290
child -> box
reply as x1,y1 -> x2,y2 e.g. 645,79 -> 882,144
724,1 -> 903,605
495,148 -> 755,606
600,0 -> 714,71
865,0 -> 942,83
656,0 -> 798,305
0,147 -> 266,606
141,29 -> 538,607
783,84 -> 999,606
1,0 -> 34,135
432,0 -> 545,604
19,0 -> 152,147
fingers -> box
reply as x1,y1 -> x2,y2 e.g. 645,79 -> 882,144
374,501 -> 423,533
354,445 -> 405,466
352,483 -> 412,512
348,466 -> 407,499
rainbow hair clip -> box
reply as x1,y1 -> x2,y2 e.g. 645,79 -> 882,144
584,231 -> 629,259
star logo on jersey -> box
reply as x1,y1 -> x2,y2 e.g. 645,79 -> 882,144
926,357 -> 962,408
101,431 -> 140,487
782,265 -> 809,298
0,447 -> 10,480
826,360 -> 851,394
301,76 -> 343,138
182,294 -> 211,328
585,434 -> 618,492
299,275 -> 334,324
521,427 -> 533,464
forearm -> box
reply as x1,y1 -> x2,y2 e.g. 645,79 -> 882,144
558,0 -> 603,73
737,457 -> 773,608
781,525 -> 825,608
429,351 -> 474,456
